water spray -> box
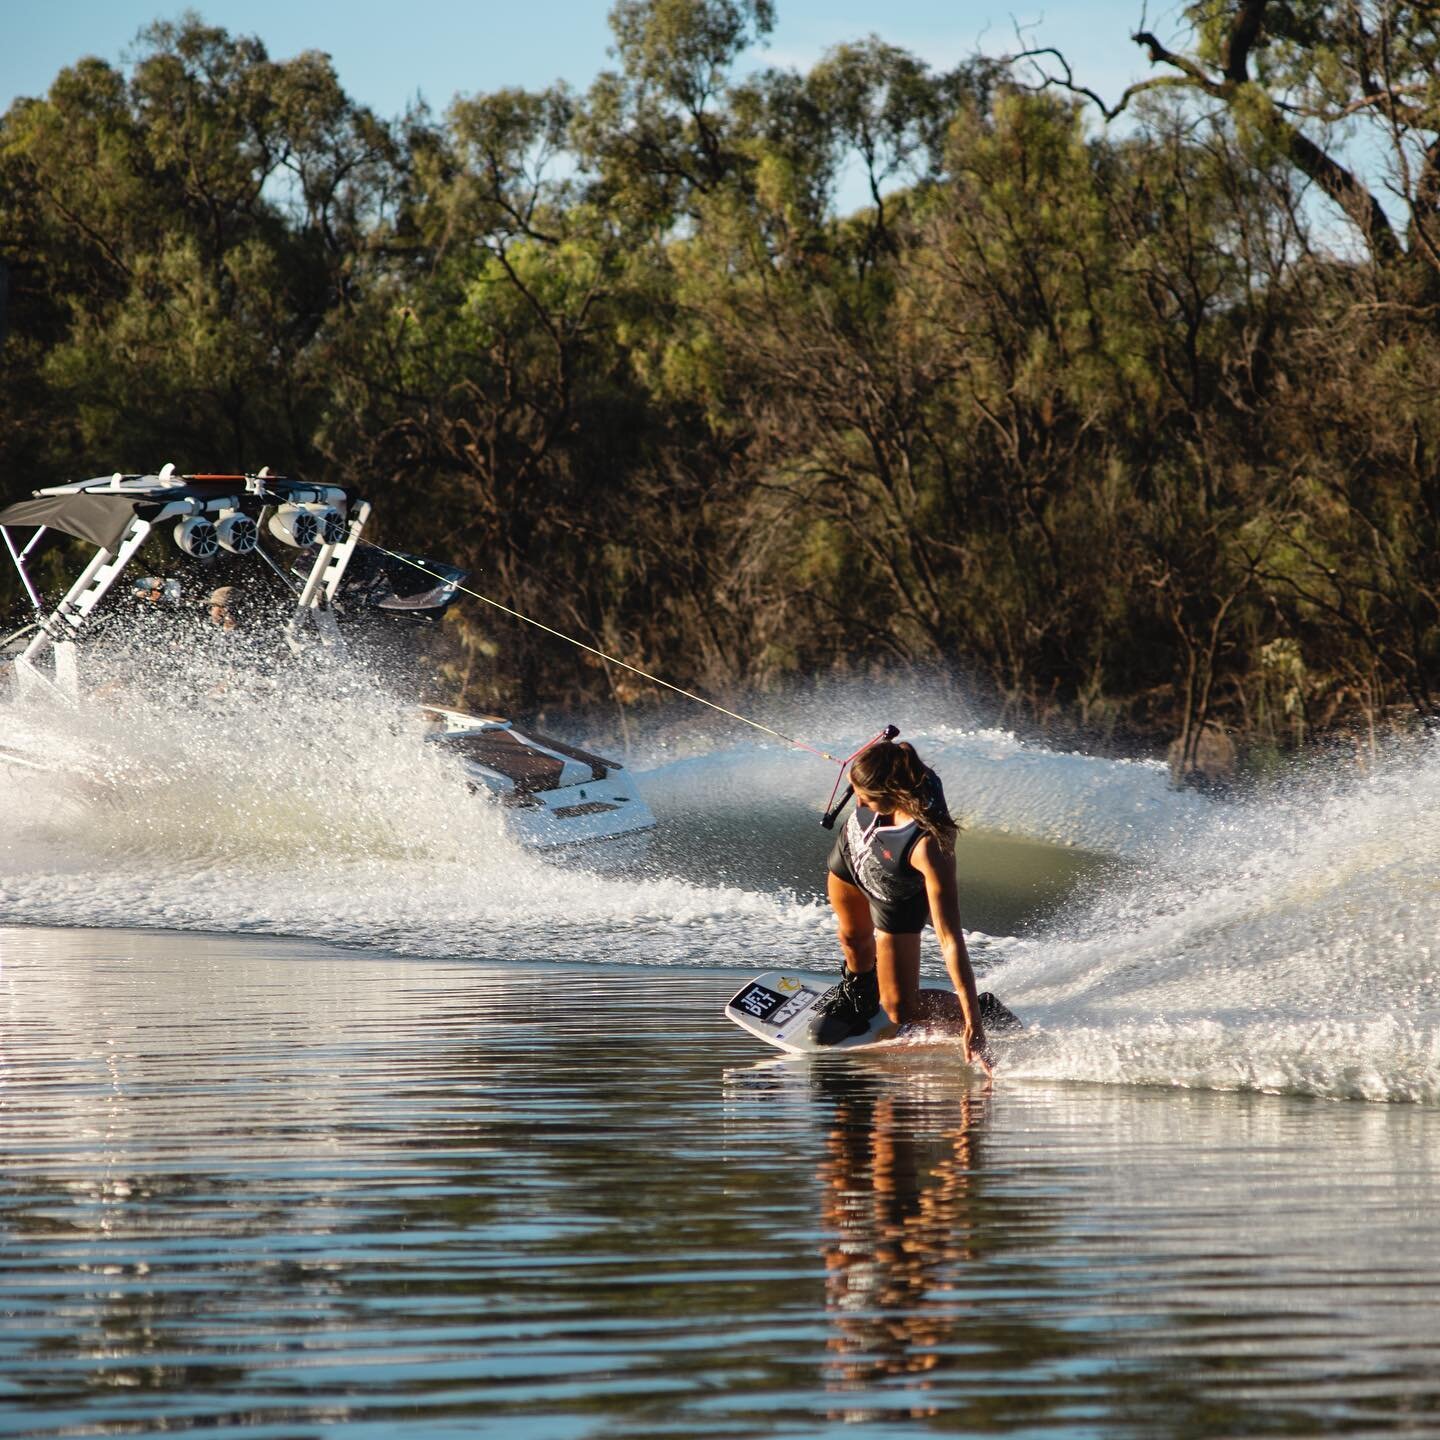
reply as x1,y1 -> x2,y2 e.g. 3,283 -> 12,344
359,542 -> 904,804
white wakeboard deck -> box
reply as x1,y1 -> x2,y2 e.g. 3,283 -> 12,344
726,971 -> 895,1053
725,970 -> 1021,1055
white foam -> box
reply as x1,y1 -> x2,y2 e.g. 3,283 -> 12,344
919,727 -> 1210,857
6,653 -> 1440,1103
637,720 -> 1210,859
989,745 -> 1440,1100
0,643 -> 835,964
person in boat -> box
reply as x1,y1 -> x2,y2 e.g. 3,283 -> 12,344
206,586 -> 241,630
818,738 -> 995,1071
84,577 -> 178,695
196,582 -> 288,697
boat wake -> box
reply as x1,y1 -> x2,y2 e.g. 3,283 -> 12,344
4,665 -> 1439,1101
0,653 -> 833,965
993,743 -> 1440,1102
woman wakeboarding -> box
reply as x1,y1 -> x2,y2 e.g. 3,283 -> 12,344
817,737 -> 1002,1072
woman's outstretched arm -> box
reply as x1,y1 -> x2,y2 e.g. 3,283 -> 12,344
912,835 -> 992,1076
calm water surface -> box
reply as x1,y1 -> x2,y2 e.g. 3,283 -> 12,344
4,925 -> 1440,1439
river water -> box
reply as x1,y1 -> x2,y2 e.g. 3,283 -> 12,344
4,679 -> 1440,1436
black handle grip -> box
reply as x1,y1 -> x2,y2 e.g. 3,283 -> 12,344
820,783 -> 853,829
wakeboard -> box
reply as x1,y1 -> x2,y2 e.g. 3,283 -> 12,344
725,970 -> 1021,1055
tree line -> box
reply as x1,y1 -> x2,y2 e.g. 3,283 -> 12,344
3,1 -> 1439,780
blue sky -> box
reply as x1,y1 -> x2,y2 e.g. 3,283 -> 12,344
3,1 -> 1191,121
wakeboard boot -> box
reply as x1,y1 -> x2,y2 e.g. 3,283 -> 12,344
813,965 -> 882,1046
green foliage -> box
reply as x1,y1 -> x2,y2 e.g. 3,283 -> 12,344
5,4 -> 1440,754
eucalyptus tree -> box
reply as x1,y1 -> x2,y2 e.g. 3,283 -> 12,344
321,1 -> 786,708
574,0 -> 774,228
1104,3 -> 1440,733
0,16 -> 400,474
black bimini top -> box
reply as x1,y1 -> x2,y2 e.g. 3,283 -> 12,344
0,492 -> 150,552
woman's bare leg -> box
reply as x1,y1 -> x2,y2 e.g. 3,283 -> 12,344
876,931 -> 922,1024
827,872 -> 876,975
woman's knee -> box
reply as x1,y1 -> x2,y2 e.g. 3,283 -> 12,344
876,974 -> 911,1021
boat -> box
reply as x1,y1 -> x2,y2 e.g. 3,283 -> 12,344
0,465 -> 656,852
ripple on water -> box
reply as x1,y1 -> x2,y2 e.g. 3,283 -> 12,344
4,927 -> 1440,1438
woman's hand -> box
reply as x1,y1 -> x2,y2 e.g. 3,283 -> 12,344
964,1023 -> 994,1078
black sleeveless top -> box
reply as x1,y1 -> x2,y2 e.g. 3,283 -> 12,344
838,771 -> 949,905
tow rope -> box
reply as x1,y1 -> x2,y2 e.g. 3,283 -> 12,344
361,542 -> 891,784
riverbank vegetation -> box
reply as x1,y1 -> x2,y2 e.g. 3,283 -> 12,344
3,2 -> 1439,779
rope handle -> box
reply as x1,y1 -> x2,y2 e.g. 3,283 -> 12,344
820,725 -> 899,828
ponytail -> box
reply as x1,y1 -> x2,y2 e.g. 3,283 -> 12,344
847,740 -> 957,852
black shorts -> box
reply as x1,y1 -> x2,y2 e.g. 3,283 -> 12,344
827,836 -> 931,935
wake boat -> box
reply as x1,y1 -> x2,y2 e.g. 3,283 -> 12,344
0,465 -> 656,852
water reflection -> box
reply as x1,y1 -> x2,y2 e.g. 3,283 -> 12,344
815,1063 -> 990,1416
10,927 -> 1440,1439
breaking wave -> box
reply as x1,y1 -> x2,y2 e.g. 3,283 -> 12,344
992,744 -> 1440,1102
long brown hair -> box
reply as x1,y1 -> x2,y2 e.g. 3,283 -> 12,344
848,740 -> 957,852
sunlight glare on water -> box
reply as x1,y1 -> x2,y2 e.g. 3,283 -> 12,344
4,927 -> 1440,1439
